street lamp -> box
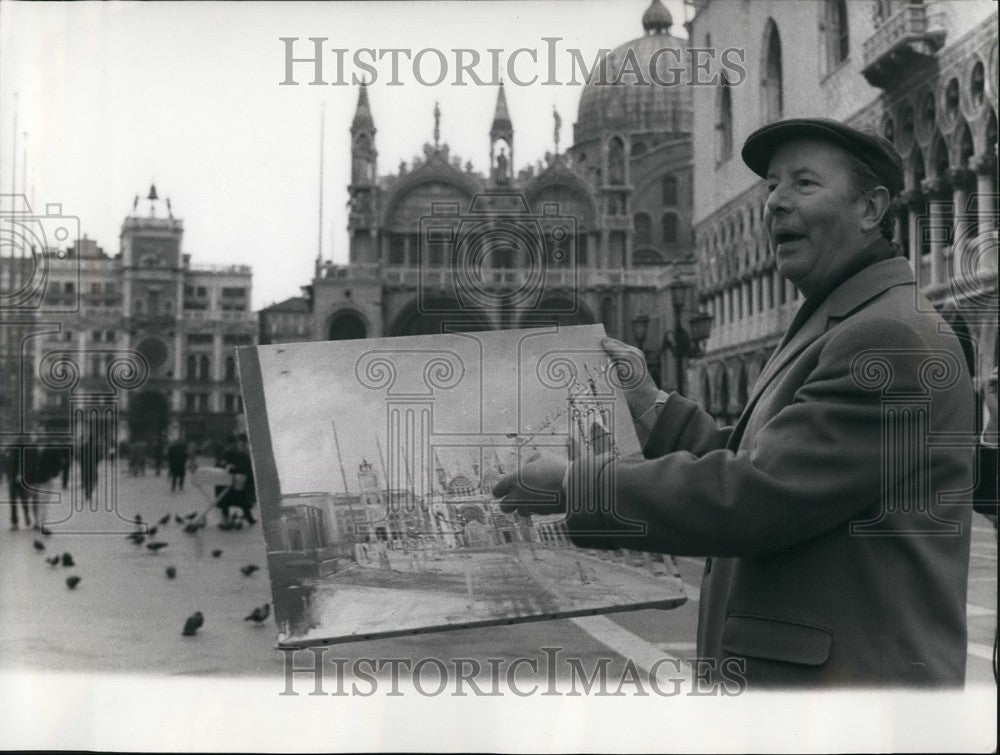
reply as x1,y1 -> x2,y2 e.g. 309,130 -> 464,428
659,280 -> 714,397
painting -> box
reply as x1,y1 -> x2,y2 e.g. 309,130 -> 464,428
237,324 -> 686,646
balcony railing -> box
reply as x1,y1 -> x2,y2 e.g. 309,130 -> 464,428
862,4 -> 946,89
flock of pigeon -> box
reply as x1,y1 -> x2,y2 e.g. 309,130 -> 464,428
30,510 -> 271,638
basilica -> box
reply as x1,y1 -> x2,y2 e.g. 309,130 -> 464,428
259,0 -> 701,391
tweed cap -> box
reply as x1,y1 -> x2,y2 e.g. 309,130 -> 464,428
741,118 -> 904,195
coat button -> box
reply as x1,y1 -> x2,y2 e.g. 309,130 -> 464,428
704,556 -> 713,575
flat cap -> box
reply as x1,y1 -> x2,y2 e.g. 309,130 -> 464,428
741,118 -> 904,195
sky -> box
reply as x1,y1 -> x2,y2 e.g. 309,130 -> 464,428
253,324 -> 641,496
0,0 -> 690,311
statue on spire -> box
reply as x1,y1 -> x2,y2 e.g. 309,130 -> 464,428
433,101 -> 441,148
553,106 -> 562,155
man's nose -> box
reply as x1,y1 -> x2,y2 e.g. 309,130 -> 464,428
765,181 -> 792,216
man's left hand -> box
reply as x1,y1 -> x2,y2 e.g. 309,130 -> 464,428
492,452 -> 568,517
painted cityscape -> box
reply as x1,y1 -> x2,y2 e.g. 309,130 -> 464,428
238,325 -> 686,646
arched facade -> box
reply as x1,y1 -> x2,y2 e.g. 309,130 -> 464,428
691,1 -> 997,424
304,2 -> 700,366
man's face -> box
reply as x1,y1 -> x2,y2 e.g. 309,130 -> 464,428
764,139 -> 870,297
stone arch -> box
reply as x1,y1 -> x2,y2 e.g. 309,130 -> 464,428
327,309 -> 368,341
388,298 -> 490,337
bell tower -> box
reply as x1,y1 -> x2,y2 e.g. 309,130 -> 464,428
489,83 -> 514,184
348,83 -> 378,264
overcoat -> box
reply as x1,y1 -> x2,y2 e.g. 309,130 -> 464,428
567,253 -> 976,687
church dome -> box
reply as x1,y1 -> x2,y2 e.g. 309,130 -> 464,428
574,1 -> 692,145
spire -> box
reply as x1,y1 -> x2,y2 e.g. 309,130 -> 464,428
433,101 -> 441,148
351,82 -> 374,132
642,0 -> 673,34
490,82 -> 512,139
147,183 -> 158,201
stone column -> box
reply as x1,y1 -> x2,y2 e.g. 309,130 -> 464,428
948,166 -> 975,281
898,188 -> 925,273
971,153 -> 997,235
920,176 -> 949,288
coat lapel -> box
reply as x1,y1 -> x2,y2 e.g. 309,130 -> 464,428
726,257 -> 915,450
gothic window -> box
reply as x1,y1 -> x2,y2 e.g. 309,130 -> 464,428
716,76 -> 733,162
824,0 -> 849,71
633,213 -> 652,247
608,137 -> 626,185
661,175 -> 678,206
662,213 -> 678,245
186,355 -> 196,380
198,354 -> 210,381
970,61 -> 985,108
762,20 -> 783,123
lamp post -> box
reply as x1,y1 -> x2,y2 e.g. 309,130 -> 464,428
655,280 -> 714,397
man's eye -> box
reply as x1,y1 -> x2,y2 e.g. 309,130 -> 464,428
797,179 -> 815,187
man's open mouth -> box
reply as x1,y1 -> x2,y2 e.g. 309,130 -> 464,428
774,231 -> 807,245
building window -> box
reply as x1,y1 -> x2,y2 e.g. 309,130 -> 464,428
661,175 -> 678,207
662,213 -> 678,245
105,330 -> 115,342
823,0 -> 849,71
225,356 -> 236,381
633,213 -> 652,247
186,355 -> 197,380
716,76 -> 734,163
198,354 -> 210,381
224,394 -> 235,413
197,394 -> 209,412
608,137 -> 626,185
64,282 -> 75,294
762,20 -> 783,123
92,330 -> 102,342
185,393 -> 196,412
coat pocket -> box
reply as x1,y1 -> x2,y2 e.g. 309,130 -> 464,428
721,614 -> 832,666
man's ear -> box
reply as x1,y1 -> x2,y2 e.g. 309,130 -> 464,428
860,186 -> 891,233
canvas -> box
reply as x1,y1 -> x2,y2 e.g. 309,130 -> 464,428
238,324 -> 686,646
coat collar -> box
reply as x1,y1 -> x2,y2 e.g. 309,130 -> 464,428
727,253 -> 914,449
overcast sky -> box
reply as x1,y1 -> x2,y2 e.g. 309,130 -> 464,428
0,0 -> 688,310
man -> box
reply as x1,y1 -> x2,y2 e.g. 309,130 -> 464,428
166,438 -> 189,492
218,434 -> 256,524
494,119 -> 976,687
5,435 -> 35,530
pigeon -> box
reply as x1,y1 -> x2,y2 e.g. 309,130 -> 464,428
158,514 -> 171,526
45,555 -> 60,566
61,553 -> 75,567
65,575 -> 81,590
33,539 -> 45,551
174,515 -> 185,524
126,532 -> 145,545
182,611 -> 204,637
183,521 -> 205,534
165,566 -> 177,579
146,541 -> 169,552
185,511 -> 200,520
240,564 -> 260,577
40,525 -> 51,537
134,514 -> 143,526
211,549 -> 222,558
244,603 -> 270,624
146,526 -> 158,538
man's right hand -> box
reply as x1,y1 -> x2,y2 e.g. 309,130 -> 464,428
602,337 -> 662,419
